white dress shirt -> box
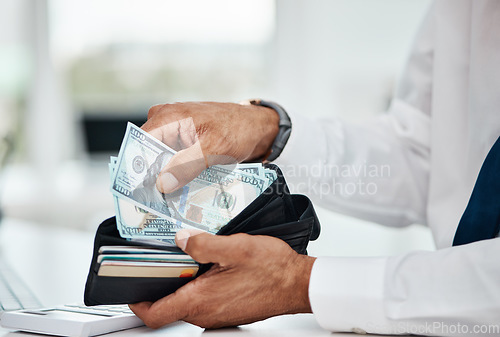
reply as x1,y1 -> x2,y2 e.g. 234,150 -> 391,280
275,1 -> 500,335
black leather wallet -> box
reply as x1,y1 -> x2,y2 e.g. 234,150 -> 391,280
84,164 -> 320,306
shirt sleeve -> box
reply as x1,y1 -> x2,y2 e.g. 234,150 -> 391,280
275,101 -> 430,227
309,238 -> 500,336
274,1 -> 435,228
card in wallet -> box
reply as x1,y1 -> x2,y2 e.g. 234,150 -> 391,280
84,164 -> 320,305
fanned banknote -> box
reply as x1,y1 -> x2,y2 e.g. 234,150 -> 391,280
109,158 -> 177,245
110,123 -> 273,234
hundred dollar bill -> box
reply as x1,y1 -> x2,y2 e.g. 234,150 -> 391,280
109,158 -> 177,244
236,163 -> 264,178
111,123 -> 267,234
114,196 -> 179,241
264,168 -> 278,189
237,163 -> 278,190
110,160 -> 270,239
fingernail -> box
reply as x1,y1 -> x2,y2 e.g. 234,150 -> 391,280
157,172 -> 179,193
175,230 -> 191,250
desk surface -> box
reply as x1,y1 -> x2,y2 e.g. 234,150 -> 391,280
0,218 -> 394,337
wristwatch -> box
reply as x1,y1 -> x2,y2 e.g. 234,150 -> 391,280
246,99 -> 292,162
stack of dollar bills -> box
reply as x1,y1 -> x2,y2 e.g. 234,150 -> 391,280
108,123 -> 277,246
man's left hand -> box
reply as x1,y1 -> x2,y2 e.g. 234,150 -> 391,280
129,230 -> 316,329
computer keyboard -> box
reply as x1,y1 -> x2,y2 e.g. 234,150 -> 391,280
59,303 -> 135,316
0,260 -> 144,336
0,260 -> 41,311
1,303 -> 144,336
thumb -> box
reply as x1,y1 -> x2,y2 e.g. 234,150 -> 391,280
175,229 -> 239,265
156,142 -> 206,193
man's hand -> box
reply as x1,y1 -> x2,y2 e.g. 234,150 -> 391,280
141,102 -> 280,194
129,230 -> 315,329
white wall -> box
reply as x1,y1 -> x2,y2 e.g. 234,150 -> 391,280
272,0 -> 432,120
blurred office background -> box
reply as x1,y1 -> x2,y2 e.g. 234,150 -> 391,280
0,0 -> 434,257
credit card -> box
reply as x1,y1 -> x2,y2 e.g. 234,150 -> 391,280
97,254 -> 195,264
97,261 -> 198,278
98,246 -> 184,255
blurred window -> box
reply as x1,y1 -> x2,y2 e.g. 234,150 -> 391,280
49,0 -> 276,118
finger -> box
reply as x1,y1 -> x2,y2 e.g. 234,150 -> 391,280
142,119 -> 185,152
177,231 -> 247,265
175,229 -> 204,250
129,293 -> 188,329
156,142 -> 207,193
147,104 -> 163,119
176,117 -> 198,148
128,302 -> 152,317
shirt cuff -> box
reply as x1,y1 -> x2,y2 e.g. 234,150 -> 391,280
309,256 -> 395,334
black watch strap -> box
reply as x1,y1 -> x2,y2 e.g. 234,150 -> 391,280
248,99 -> 292,162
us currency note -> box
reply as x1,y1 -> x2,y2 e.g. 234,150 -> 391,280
110,159 -> 273,239
236,163 -> 277,190
237,163 -> 264,178
109,158 -> 178,244
111,123 -> 267,234
264,169 -> 278,189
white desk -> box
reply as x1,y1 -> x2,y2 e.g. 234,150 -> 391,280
0,218 -> 396,337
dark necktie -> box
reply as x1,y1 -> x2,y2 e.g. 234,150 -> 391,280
453,136 -> 500,246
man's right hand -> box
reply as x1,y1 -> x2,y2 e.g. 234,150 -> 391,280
141,101 -> 280,194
